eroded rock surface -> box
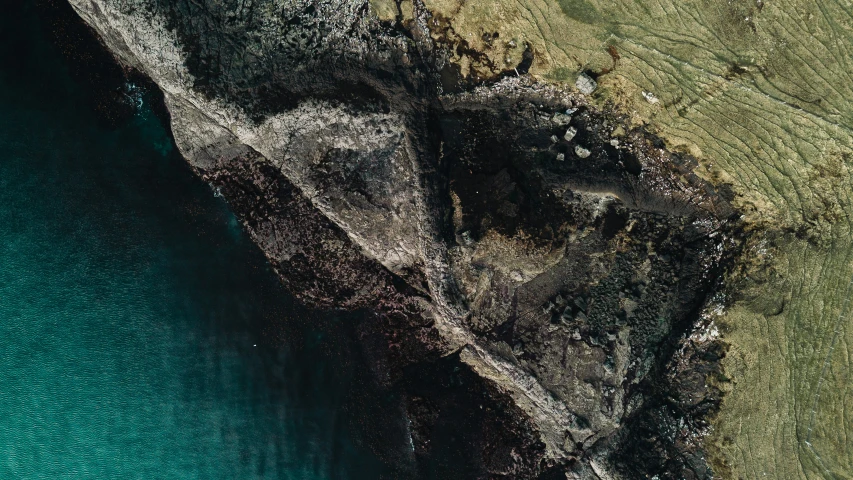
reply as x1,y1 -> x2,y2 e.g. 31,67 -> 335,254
65,0 -> 743,477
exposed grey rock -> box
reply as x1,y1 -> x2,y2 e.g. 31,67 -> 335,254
575,72 -> 598,94
552,112 -> 572,126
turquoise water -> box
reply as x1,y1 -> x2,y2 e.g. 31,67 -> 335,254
0,3 -> 405,479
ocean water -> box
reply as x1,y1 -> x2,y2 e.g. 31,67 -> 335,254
0,3 -> 405,479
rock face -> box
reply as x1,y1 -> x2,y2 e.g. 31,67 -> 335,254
65,0 -> 741,477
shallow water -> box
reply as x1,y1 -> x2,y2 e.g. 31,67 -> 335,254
0,3 -> 403,478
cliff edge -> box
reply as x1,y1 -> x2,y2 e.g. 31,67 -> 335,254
64,1 -> 752,477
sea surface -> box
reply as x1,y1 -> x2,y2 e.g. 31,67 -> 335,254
0,2 -> 405,478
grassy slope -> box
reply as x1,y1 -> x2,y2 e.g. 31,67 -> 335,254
371,0 -> 853,477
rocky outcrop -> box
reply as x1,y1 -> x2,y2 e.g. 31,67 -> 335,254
64,0 -> 741,477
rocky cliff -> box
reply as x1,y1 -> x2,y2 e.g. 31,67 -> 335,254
64,0 -> 743,477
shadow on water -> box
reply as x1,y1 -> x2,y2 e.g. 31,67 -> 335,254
0,1 -> 412,478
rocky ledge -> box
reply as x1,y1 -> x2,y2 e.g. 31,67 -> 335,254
63,0 -> 743,477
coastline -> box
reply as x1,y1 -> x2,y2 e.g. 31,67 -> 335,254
56,0 -> 746,477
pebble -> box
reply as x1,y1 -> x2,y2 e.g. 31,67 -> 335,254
575,145 -> 592,158
642,91 -> 660,104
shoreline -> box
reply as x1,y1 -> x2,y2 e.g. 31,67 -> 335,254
57,0 -> 746,477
